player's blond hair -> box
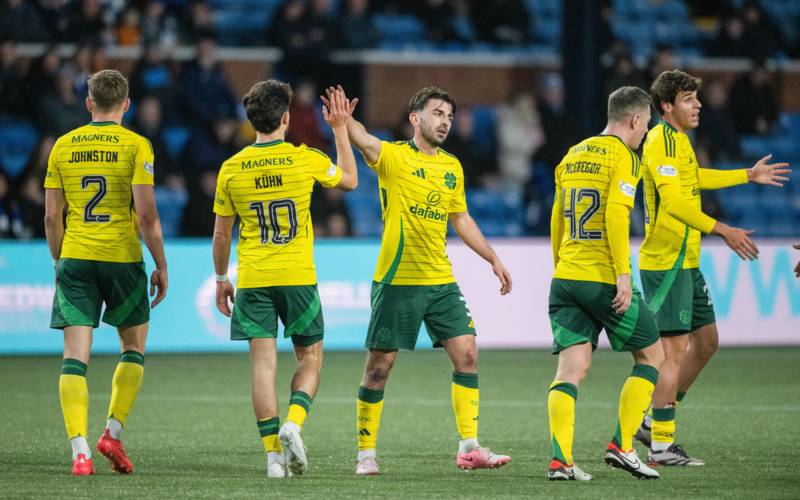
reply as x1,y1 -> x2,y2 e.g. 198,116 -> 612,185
607,86 -> 652,123
87,69 -> 129,112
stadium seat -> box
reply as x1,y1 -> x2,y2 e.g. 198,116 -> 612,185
0,122 -> 37,177
469,106 -> 497,157
161,126 -> 191,161
154,186 -> 189,238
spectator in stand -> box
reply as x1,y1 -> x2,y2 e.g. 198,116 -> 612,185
604,44 -> 647,98
445,106 -> 497,187
38,0 -> 72,42
180,35 -> 238,124
339,0 -> 379,49
17,173 -> 45,239
311,187 -> 353,237
181,117 -> 238,174
133,96 -> 180,182
181,169 -> 217,236
0,0 -> 50,42
535,73 -> 578,171
418,0 -> 459,44
287,80 -> 329,151
64,0 -> 110,44
116,5 -> 143,46
645,45 -> 678,86
89,44 -> 108,72
496,89 -> 544,187
130,44 -> 177,119
741,1 -> 785,59
471,0 -> 529,45
708,14 -> 750,58
0,169 -> 23,239
0,38 -> 24,119
141,0 -> 170,46
37,67 -> 85,136
66,44 -> 92,98
23,46 -> 60,122
696,79 -> 740,163
730,59 -> 780,135
179,0 -> 215,44
270,0 -> 333,82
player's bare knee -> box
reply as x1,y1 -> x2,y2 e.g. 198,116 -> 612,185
363,365 -> 391,387
455,347 -> 478,372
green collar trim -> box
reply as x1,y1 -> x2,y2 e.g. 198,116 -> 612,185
598,134 -> 634,154
408,139 -> 419,152
89,121 -> 117,126
660,119 -> 677,133
252,139 -> 283,148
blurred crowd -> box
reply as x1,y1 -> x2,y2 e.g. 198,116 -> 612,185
0,0 -> 794,239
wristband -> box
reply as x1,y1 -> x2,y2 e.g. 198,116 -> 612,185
215,273 -> 228,282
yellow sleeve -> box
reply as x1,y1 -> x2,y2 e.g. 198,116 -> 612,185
366,141 -> 397,177
698,168 -> 748,190
213,168 -> 234,216
607,149 -> 640,209
131,136 -> 155,185
306,146 -> 343,188
448,163 -> 467,213
605,202 -> 632,276
649,146 -> 717,234
43,141 -> 62,189
550,164 -> 564,267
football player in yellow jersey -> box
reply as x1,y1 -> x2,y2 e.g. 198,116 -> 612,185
43,70 -> 168,476
547,87 -> 663,481
636,70 -> 790,466
325,85 -> 513,475
212,80 -> 357,478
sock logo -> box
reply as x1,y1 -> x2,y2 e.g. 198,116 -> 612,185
358,429 -> 372,436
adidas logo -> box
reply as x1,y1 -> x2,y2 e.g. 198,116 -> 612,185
359,429 -> 371,436
412,168 -> 426,179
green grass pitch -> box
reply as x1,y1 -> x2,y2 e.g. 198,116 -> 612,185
1,347 -> 799,498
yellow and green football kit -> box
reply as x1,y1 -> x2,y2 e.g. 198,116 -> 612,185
214,139 -> 343,343
357,140 -> 478,454
215,139 -> 342,451
45,121 -> 153,454
45,121 -> 154,329
640,121 -> 748,333
547,134 -> 660,464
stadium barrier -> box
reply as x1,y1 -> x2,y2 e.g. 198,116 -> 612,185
0,239 -> 798,354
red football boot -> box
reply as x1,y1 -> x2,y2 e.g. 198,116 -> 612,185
96,429 -> 133,474
71,453 -> 95,476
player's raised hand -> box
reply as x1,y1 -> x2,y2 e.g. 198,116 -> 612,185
320,85 -> 359,116
748,154 -> 791,187
492,260 -> 512,295
793,243 -> 800,277
612,273 -> 633,315
216,279 -> 235,317
717,224 -> 759,260
321,86 -> 352,130
150,268 -> 168,308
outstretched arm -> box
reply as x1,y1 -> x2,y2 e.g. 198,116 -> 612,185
449,211 -> 512,295
321,86 -> 358,190
132,184 -> 168,307
322,86 -> 381,164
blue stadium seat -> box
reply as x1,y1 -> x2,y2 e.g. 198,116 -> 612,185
161,126 -> 191,161
470,106 -> 497,157
373,14 -> 425,44
154,186 -> 188,238
0,122 -> 37,177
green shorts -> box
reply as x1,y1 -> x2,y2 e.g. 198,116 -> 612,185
231,285 -> 323,346
641,268 -> 716,335
548,278 -> 660,354
365,281 -> 476,351
51,258 -> 150,329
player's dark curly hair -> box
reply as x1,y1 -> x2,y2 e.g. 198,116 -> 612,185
408,86 -> 456,115
650,70 -> 702,115
243,79 -> 293,134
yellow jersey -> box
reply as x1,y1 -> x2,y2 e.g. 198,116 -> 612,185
552,135 -> 641,285
368,140 -> 467,285
44,121 -> 155,263
213,140 -> 342,288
